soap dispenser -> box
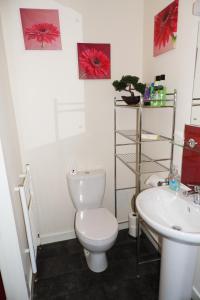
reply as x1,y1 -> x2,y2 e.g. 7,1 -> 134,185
169,165 -> 180,191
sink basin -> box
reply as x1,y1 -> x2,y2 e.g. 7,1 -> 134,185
136,186 -> 200,300
136,186 -> 200,245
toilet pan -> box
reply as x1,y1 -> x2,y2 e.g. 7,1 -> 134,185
75,208 -> 118,272
67,169 -> 118,272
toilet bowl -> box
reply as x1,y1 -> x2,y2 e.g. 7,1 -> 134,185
76,208 -> 118,272
67,169 -> 118,272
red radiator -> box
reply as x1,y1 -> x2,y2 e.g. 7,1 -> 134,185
181,124 -> 200,185
0,274 -> 6,300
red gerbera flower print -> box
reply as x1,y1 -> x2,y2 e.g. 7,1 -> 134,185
154,0 -> 178,48
78,44 -> 111,79
154,0 -> 179,56
25,23 -> 60,48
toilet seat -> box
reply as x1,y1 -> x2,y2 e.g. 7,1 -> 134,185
76,208 -> 118,243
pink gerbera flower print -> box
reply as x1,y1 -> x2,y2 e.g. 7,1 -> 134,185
20,9 -> 62,50
25,23 -> 60,48
78,45 -> 111,79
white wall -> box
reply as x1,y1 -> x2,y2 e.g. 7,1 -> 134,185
143,0 -> 200,298
0,0 -> 144,243
143,0 -> 198,138
0,14 -> 30,299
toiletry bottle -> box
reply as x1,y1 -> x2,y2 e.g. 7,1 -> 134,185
160,74 -> 165,88
143,84 -> 150,105
151,76 -> 160,106
169,165 -> 180,191
150,82 -> 154,103
159,74 -> 166,106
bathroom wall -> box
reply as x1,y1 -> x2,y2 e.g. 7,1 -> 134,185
0,0 -> 144,243
0,16 -> 30,299
143,0 -> 200,298
143,0 -> 199,167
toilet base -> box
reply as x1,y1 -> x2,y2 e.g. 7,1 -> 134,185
84,249 -> 108,273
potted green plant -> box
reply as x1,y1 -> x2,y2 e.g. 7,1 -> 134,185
112,75 -> 146,105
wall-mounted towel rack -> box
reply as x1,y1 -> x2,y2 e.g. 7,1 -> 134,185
15,164 -> 39,274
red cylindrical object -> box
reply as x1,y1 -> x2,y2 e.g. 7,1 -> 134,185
0,274 -> 6,300
181,124 -> 200,185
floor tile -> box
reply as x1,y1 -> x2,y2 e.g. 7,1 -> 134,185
34,272 -> 79,299
37,253 -> 84,280
33,229 -> 160,300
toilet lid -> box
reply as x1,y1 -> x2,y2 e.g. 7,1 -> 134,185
76,208 -> 118,241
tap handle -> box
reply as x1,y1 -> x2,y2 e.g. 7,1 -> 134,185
194,185 -> 200,193
186,138 -> 198,149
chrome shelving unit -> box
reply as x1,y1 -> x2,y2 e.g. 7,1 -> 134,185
114,90 -> 177,220
114,90 -> 177,275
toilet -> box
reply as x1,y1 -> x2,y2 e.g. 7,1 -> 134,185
67,169 -> 118,272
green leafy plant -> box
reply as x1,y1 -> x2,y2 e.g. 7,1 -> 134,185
112,75 -> 146,96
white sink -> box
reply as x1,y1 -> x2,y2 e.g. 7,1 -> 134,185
136,187 -> 200,300
136,186 -> 200,245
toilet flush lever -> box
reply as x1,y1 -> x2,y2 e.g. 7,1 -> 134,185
187,138 -> 198,149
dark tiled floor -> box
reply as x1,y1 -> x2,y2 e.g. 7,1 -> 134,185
33,229 -> 160,300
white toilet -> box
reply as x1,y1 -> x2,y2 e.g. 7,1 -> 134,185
67,169 -> 118,273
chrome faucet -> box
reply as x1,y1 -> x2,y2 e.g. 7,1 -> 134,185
183,185 -> 200,205
158,178 -> 169,186
193,186 -> 200,205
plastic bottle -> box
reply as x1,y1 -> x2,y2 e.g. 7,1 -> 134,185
151,76 -> 160,106
169,165 -> 180,191
143,85 -> 150,105
159,74 -> 166,106
150,83 -> 154,98
159,87 -> 166,106
160,74 -> 165,87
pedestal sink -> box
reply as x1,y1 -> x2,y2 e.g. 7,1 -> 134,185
136,186 -> 200,300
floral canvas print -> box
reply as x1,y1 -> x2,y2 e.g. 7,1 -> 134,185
153,0 -> 178,57
77,43 -> 111,79
20,8 -> 62,50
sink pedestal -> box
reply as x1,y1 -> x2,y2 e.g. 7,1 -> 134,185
159,238 -> 198,300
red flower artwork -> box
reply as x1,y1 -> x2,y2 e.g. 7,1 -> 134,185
20,9 -> 62,50
25,23 -> 60,48
154,0 -> 179,57
77,43 -> 111,79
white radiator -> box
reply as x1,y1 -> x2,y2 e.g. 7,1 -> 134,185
16,165 -> 39,274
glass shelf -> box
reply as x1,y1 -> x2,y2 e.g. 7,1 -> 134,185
114,92 -> 176,108
116,153 -> 169,175
116,129 -> 172,143
115,102 -> 175,109
116,130 -> 137,142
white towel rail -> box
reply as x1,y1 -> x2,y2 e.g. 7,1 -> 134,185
15,165 -> 38,274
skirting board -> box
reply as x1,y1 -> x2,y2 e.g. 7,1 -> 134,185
40,230 -> 76,244
192,286 -> 200,300
118,222 -> 128,230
